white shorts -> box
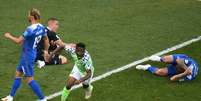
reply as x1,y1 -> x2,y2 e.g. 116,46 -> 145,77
69,65 -> 94,85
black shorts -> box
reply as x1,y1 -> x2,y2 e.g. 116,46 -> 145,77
46,54 -> 62,65
35,51 -> 62,65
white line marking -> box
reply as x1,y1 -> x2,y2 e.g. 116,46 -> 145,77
43,36 -> 201,100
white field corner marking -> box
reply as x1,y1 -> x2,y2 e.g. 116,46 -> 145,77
43,36 -> 201,100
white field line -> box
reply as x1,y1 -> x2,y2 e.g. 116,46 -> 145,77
43,36 -> 201,100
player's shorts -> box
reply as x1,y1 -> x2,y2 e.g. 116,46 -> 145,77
36,52 -> 62,65
167,64 -> 177,77
46,54 -> 62,65
17,58 -> 34,77
167,61 -> 199,81
69,65 -> 94,85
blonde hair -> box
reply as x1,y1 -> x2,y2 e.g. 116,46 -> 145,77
29,8 -> 41,20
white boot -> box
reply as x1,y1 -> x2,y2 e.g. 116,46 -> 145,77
149,55 -> 161,62
1,95 -> 13,101
85,85 -> 93,99
136,64 -> 151,71
39,98 -> 47,101
37,60 -> 46,69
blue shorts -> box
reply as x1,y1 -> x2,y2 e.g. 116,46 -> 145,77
17,58 -> 34,77
167,64 -> 177,77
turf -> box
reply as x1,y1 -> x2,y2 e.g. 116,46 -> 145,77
52,37 -> 201,101
0,0 -> 201,100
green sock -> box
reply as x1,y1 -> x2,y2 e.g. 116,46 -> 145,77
61,87 -> 70,101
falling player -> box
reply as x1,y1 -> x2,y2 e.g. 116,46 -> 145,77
1,8 -> 49,101
50,42 -> 94,101
136,54 -> 199,81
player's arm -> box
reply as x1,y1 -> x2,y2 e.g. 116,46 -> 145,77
75,69 -> 92,85
170,59 -> 191,81
49,43 -> 65,61
43,35 -> 50,62
80,69 -> 92,82
4,32 -> 24,45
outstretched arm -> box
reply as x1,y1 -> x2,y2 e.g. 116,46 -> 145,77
170,59 -> 191,81
4,32 -> 24,45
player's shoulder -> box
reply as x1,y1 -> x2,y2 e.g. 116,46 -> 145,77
26,23 -> 45,32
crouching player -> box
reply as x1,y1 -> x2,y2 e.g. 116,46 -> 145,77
50,42 -> 94,101
136,54 -> 199,82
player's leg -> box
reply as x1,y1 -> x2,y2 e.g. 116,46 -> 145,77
59,55 -> 68,64
149,55 -> 174,63
136,64 -> 169,76
61,76 -> 77,101
1,70 -> 23,101
61,65 -> 81,101
82,79 -> 93,99
24,62 -> 46,101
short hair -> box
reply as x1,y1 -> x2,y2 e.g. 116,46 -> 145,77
76,42 -> 86,50
29,8 -> 40,20
47,17 -> 58,22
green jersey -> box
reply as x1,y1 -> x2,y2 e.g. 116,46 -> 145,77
64,45 -> 94,73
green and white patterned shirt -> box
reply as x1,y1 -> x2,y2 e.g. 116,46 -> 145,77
64,45 -> 94,74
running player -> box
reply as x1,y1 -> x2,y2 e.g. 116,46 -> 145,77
36,17 -> 67,68
1,8 -> 49,101
50,42 -> 94,101
136,54 -> 199,81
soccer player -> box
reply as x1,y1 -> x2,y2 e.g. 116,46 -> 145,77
136,54 -> 199,81
1,8 -> 49,101
36,17 -> 67,68
50,42 -> 94,101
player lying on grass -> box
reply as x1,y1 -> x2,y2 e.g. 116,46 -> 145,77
36,17 -> 67,68
1,8 -> 49,101
136,54 -> 199,81
49,42 -> 94,101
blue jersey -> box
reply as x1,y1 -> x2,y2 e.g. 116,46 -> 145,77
21,23 -> 46,61
167,54 -> 199,81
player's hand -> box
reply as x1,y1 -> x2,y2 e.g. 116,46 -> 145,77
74,80 -> 81,85
4,32 -> 11,39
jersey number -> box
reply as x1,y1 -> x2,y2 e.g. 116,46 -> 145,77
33,35 -> 42,49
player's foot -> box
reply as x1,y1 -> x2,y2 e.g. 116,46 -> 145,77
37,60 -> 45,69
136,64 -> 151,71
149,55 -> 161,62
39,98 -> 47,101
1,95 -> 13,101
85,85 -> 93,99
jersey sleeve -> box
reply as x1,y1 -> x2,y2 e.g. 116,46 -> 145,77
22,27 -> 31,38
64,44 -> 75,54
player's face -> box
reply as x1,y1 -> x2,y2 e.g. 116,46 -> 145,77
76,47 -> 85,59
49,20 -> 59,32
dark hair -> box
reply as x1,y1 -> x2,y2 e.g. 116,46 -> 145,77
47,17 -> 58,22
76,42 -> 86,50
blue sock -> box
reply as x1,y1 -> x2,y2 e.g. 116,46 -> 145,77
147,66 -> 158,74
10,78 -> 22,97
28,80 -> 45,100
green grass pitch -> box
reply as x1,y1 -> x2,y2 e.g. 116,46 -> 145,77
0,0 -> 201,101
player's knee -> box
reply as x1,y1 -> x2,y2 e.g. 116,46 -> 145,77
155,69 -> 167,76
82,84 -> 89,89
25,77 -> 34,83
66,85 -> 72,90
59,55 -> 68,64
